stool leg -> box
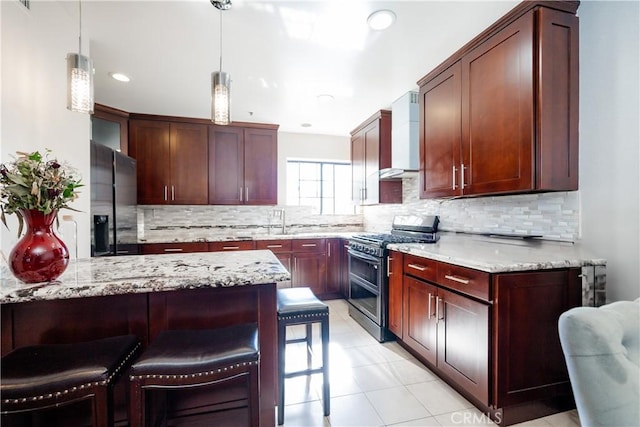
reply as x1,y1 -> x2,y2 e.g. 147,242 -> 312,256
321,316 -> 330,416
278,321 -> 286,425
306,323 -> 313,367
249,362 -> 261,427
92,385 -> 111,427
129,380 -> 144,427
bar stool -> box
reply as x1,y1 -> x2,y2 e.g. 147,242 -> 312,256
128,323 -> 260,427
0,335 -> 141,427
277,287 -> 329,425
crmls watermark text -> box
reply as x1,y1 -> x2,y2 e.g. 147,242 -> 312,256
450,410 -> 502,425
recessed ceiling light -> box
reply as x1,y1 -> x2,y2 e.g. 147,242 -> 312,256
367,9 -> 396,31
109,72 -> 131,82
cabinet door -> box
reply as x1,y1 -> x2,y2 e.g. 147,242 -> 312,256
208,126 -> 244,204
387,251 -> 404,337
243,128 -> 277,205
362,120 -> 380,205
461,11 -> 534,195
493,269 -> 581,408
170,123 -> 208,204
292,252 -> 327,297
129,120 -> 171,204
351,131 -> 365,203
326,238 -> 342,295
420,62 -> 462,199
402,277 -> 437,365
437,287 -> 489,405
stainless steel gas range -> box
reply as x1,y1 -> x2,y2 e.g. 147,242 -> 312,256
347,215 -> 440,342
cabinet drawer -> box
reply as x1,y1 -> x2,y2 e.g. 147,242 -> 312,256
437,263 -> 490,301
292,239 -> 326,253
403,254 -> 438,282
141,242 -> 209,254
208,241 -> 255,251
255,240 -> 292,253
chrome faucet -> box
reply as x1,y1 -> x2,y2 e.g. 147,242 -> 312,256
270,209 -> 286,235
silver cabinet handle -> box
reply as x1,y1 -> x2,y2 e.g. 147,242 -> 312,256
428,293 -> 433,318
245,187 -> 249,202
266,244 -> 283,249
222,246 -> 240,250
444,274 -> 470,285
408,263 -> 427,271
164,185 -> 168,201
452,165 -> 457,190
460,164 -> 466,190
164,248 -> 183,252
437,297 -> 444,320
171,185 -> 175,201
301,243 -> 317,247
239,187 -> 243,202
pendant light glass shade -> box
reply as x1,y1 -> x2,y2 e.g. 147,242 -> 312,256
211,71 -> 231,125
66,53 -> 94,113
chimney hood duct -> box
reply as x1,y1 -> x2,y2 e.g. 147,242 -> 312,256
379,91 -> 419,179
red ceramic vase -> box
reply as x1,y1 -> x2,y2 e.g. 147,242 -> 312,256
9,209 -> 69,283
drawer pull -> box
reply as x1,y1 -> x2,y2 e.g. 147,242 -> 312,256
223,246 -> 240,250
266,244 -> 283,248
164,248 -> 183,252
301,244 -> 317,247
444,274 -> 470,285
428,293 -> 433,318
408,263 -> 428,272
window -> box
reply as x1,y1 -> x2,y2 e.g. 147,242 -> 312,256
287,160 -> 352,214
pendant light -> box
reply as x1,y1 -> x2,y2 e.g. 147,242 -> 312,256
211,0 -> 231,125
66,0 -> 94,114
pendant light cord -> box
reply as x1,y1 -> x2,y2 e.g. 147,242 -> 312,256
78,0 -> 83,55
219,9 -> 223,71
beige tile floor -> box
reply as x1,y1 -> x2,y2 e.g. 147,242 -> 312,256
278,299 -> 581,427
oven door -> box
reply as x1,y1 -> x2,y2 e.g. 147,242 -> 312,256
348,249 -> 383,324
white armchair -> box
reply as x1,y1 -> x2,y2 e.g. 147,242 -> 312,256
558,298 -> 639,426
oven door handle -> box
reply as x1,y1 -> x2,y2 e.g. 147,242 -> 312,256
347,249 -> 381,265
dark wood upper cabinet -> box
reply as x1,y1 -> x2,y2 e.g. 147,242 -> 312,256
209,125 -> 277,205
418,2 -> 579,199
351,110 -> 402,205
129,119 -> 208,205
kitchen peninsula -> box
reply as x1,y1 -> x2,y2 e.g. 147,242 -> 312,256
0,250 -> 289,426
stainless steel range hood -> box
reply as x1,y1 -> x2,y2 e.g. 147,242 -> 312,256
379,91 -> 419,180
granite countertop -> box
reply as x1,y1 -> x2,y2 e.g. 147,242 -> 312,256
0,250 -> 290,305
387,233 -> 606,273
139,231 -> 359,244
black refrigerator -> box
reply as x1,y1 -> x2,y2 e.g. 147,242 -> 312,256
90,141 -> 139,256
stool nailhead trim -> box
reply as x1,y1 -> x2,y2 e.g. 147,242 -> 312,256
129,360 -> 259,381
278,312 -> 328,321
2,341 -> 141,406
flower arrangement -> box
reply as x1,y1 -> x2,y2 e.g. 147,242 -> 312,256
0,150 -> 82,235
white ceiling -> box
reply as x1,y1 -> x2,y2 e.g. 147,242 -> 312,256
72,0 -> 519,136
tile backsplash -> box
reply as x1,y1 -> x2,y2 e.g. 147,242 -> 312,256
138,205 -> 363,243
138,177 -> 580,243
363,176 -> 580,241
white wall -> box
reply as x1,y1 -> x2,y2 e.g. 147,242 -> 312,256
276,131 -> 351,205
579,1 -> 640,302
1,1 -> 92,259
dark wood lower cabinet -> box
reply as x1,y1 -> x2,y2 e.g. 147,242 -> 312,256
1,285 -> 277,427
437,287 -> 489,405
387,251 -> 404,337
395,257 -> 581,426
